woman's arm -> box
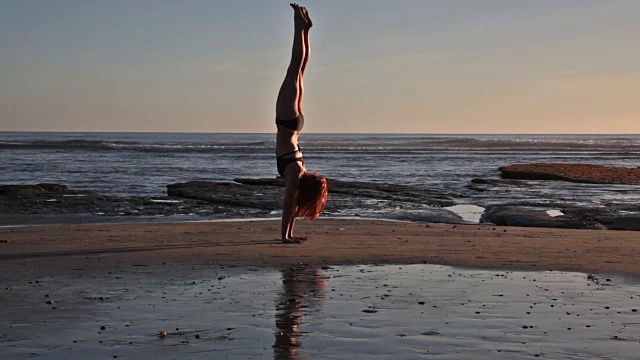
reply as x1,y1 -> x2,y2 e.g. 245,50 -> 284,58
281,164 -> 303,241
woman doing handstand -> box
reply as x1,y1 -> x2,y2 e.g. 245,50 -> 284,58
275,3 -> 328,244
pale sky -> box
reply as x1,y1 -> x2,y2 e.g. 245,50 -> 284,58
1,0 -> 639,133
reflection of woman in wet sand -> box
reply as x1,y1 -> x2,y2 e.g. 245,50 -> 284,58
275,3 -> 328,244
273,265 -> 326,360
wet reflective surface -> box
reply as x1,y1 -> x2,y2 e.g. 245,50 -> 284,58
273,266 -> 326,360
1,264 -> 639,359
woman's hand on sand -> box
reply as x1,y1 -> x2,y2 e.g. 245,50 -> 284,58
282,236 -> 309,244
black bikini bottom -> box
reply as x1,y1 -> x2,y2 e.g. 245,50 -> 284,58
277,156 -> 304,177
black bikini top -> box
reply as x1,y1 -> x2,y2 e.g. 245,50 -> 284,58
276,114 -> 304,132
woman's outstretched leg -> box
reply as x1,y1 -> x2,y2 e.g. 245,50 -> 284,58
297,7 -> 312,114
276,4 -> 308,121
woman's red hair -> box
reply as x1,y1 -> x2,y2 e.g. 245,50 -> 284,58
294,172 -> 328,220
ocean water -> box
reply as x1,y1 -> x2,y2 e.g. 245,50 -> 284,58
1,132 -> 639,215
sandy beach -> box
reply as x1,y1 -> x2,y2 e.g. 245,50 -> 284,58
2,219 -> 639,276
3,220 -> 640,359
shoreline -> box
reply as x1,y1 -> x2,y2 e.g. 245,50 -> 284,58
2,219 -> 639,278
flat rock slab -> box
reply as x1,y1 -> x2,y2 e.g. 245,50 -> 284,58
167,179 -> 465,223
0,183 -> 69,195
0,183 -> 261,221
563,207 -> 640,231
499,163 -> 640,184
480,205 -> 605,230
0,179 -> 464,226
234,177 -> 459,206
481,204 -> 640,231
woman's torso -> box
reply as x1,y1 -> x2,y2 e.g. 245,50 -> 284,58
276,126 -> 302,158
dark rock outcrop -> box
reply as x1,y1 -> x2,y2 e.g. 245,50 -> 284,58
0,183 -> 258,224
0,179 -> 465,226
168,178 -> 465,223
234,178 -> 459,206
3,179 -> 638,230
0,183 -> 69,195
481,203 -> 640,231
499,163 -> 640,184
563,207 -> 640,231
480,205 -> 606,230
167,181 -> 282,210
595,215 -> 640,231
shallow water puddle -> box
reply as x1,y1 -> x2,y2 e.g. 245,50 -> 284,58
445,204 -> 485,223
546,210 -> 564,217
1,265 -> 639,359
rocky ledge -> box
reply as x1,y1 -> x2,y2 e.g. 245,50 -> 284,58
480,203 -> 640,231
0,183 -> 246,220
468,171 -> 640,231
167,178 -> 464,223
2,178 -> 638,230
0,179 -> 464,225
499,163 -> 640,184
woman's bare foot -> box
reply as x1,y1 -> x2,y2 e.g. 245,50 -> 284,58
290,3 -> 308,29
300,7 -> 312,29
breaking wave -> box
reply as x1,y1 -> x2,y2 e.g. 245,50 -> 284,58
1,134 -> 639,154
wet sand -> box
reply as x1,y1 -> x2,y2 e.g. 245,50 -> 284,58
1,264 -> 639,359
2,220 -> 640,358
1,219 -> 640,276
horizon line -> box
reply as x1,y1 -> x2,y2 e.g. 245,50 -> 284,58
1,130 -> 640,136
